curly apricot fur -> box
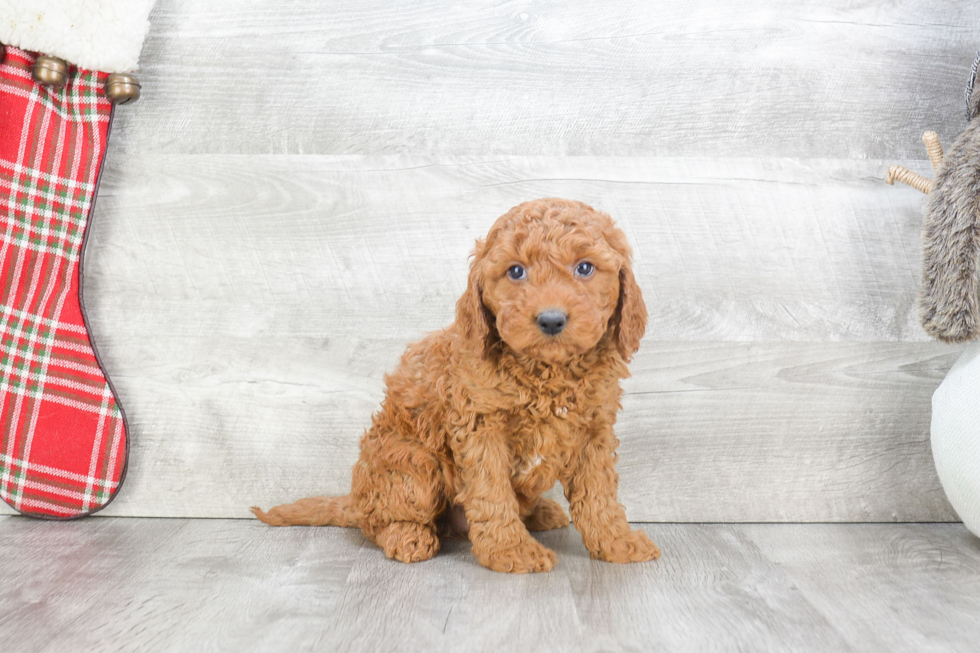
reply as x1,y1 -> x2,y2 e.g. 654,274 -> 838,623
252,199 -> 659,573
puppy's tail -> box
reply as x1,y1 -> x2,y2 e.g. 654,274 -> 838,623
251,495 -> 359,527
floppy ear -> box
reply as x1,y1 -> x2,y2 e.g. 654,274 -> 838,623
454,239 -> 499,357
919,125 -> 980,343
611,262 -> 647,362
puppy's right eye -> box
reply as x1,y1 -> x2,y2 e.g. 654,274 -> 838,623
506,265 -> 526,281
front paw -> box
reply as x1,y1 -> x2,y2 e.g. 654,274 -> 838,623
475,538 -> 557,573
590,528 -> 661,563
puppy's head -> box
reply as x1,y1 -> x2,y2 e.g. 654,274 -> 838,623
456,198 -> 646,364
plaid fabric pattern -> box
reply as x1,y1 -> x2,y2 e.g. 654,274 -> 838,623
0,46 -> 127,518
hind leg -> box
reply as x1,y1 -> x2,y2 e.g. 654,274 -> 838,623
351,424 -> 448,564
376,521 -> 440,563
523,497 -> 570,531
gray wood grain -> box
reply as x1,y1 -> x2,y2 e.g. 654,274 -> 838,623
562,524 -> 852,652
324,532 -> 586,653
114,0 -> 980,159
0,516 -> 361,652
15,153 -> 948,521
3,517 -> 980,652
3,3 -> 971,522
23,337 -> 952,521
618,341 -> 959,522
3,154 -> 958,519
83,154 -> 940,342
743,523 -> 980,653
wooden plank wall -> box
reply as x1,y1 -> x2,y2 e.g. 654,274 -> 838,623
5,0 -> 977,520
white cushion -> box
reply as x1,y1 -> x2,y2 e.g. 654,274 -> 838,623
932,342 -> 980,536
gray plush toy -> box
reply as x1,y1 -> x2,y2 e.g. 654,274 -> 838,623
887,52 -> 980,343
887,54 -> 980,538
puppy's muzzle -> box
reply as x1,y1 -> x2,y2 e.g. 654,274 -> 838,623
536,310 -> 568,336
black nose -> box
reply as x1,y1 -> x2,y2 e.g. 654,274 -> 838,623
536,310 -> 568,336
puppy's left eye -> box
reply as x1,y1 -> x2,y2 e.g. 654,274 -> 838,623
507,265 -> 527,281
575,261 -> 595,278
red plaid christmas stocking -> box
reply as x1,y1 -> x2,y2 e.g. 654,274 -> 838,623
0,46 -> 128,519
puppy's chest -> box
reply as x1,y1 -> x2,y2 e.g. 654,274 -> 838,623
508,389 -> 592,491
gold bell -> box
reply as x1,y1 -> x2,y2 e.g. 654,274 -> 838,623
33,55 -> 69,88
104,73 -> 141,105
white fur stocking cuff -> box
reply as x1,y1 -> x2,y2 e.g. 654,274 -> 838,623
0,0 -> 156,73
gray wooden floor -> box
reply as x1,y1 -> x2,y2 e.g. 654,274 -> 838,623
1,516 -> 978,653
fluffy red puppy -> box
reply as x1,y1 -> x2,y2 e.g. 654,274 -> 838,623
253,198 -> 660,573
